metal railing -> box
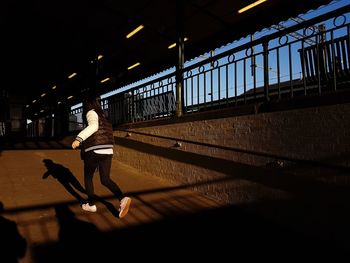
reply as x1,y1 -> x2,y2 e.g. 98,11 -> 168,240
55,5 -> 350,133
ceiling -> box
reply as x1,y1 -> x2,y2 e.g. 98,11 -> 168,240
1,0 -> 334,117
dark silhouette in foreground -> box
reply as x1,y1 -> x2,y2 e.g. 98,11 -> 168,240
31,203 -> 345,262
0,201 -> 27,263
55,205 -> 103,261
32,204 -> 105,262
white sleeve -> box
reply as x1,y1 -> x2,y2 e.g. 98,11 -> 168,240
76,110 -> 99,141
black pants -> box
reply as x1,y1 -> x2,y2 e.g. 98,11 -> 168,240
83,151 -> 123,205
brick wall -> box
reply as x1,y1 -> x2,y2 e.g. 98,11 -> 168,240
113,103 -> 350,242
115,104 -> 350,203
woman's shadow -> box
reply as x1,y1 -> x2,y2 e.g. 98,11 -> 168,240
42,159 -> 119,217
0,201 -> 27,263
42,159 -> 86,204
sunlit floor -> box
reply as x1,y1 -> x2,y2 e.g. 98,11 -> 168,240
0,149 -> 224,262
0,148 -> 347,262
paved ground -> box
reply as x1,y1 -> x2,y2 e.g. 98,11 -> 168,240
0,149 -> 227,262
0,148 -> 347,262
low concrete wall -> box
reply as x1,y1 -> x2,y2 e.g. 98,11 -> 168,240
114,102 -> 350,246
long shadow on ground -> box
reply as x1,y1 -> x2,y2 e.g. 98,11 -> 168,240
31,204 -> 346,262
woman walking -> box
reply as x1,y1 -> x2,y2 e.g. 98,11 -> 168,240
72,93 -> 131,218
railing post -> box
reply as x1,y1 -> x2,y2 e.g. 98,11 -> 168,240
131,90 -> 135,122
263,39 -> 270,102
176,0 -> 185,117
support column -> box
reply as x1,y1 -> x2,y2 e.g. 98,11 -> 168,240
176,0 -> 185,117
263,40 -> 270,102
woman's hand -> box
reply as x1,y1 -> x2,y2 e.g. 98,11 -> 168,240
72,140 -> 81,149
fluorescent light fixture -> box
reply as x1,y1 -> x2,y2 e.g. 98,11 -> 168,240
98,54 -> 103,60
26,105 -> 30,108
41,93 -> 46,97
168,37 -> 189,49
68,72 -> 77,79
40,109 -> 44,113
32,100 -> 36,103
67,95 -> 74,99
57,101 -> 61,105
168,43 -> 176,49
128,62 -> 140,70
100,77 -> 110,83
52,85 -> 57,90
126,25 -> 144,39
238,0 -> 267,13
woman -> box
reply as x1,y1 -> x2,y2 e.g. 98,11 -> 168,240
72,94 -> 131,218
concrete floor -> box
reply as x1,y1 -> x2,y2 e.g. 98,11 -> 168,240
0,148 -> 347,262
0,149 -> 226,262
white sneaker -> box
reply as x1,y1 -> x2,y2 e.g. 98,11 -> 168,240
118,197 -> 131,218
82,203 -> 97,212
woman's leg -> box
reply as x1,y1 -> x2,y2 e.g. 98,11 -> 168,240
83,152 -> 99,205
98,154 -> 123,200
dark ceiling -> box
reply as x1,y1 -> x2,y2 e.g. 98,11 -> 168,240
1,0 -> 334,115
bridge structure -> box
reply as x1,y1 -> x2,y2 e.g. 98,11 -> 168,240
1,1 -> 350,262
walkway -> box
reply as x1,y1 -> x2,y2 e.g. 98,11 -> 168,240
0,146 -> 346,262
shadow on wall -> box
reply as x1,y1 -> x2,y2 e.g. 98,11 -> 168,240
116,137 -> 350,249
116,137 -> 350,195
117,130 -> 350,170
0,201 -> 27,263
31,203 -> 344,262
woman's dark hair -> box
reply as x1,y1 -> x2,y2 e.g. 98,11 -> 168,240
82,93 -> 104,122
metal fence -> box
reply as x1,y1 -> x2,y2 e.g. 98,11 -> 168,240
66,6 -> 350,132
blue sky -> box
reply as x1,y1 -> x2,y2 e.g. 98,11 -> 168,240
72,0 -> 350,110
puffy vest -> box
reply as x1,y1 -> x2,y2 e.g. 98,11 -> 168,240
81,113 -> 114,153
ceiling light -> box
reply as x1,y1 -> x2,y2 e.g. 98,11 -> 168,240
52,85 -> 57,90
168,43 -> 176,49
126,25 -> 144,39
26,105 -> 30,108
41,93 -> 46,97
238,0 -> 267,14
128,62 -> 141,70
67,95 -> 74,99
32,99 -> 36,103
98,54 -> 103,60
100,77 -> 110,83
68,72 -> 77,79
168,37 -> 189,49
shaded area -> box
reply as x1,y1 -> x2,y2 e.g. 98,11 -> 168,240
116,137 -> 350,248
116,131 -> 350,171
0,137 -> 71,150
0,202 -> 27,263
31,204 -> 346,262
35,204 -> 105,262
116,137 -> 350,196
